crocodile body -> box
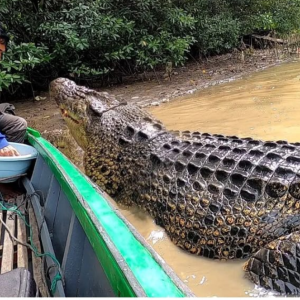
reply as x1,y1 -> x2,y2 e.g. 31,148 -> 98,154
50,77 -> 300,295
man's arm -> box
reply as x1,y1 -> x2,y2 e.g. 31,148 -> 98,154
0,132 -> 9,149
0,133 -> 19,156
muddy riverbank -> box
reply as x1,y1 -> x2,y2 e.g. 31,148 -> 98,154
10,49 -> 291,134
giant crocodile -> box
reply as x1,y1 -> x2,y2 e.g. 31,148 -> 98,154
50,77 -> 300,295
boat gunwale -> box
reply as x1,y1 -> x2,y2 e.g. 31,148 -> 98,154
26,128 -> 194,297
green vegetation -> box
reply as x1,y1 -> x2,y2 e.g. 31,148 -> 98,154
1,0 -> 300,94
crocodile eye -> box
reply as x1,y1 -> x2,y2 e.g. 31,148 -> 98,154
61,108 -> 68,117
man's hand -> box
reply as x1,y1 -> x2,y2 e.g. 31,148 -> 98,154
0,145 -> 20,156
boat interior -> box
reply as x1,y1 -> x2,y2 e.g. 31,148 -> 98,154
0,180 -> 45,296
0,130 -> 194,298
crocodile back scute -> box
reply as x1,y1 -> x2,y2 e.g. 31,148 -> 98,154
146,132 -> 300,259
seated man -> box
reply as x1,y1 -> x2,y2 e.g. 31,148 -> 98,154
0,25 -> 27,156
0,108 -> 27,156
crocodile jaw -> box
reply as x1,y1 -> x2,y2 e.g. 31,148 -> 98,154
50,78 -> 90,150
50,77 -> 121,151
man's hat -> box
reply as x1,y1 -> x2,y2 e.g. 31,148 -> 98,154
0,25 -> 9,44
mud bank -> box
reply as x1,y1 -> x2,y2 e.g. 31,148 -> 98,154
10,49 -> 292,134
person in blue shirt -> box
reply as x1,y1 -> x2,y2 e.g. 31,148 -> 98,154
0,133 -> 20,156
0,108 -> 27,156
0,25 -> 27,156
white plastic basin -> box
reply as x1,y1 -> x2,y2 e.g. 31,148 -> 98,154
0,142 -> 38,183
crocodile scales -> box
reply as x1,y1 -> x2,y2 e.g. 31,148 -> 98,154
50,77 -> 300,295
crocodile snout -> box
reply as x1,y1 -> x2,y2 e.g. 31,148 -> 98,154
49,77 -> 77,104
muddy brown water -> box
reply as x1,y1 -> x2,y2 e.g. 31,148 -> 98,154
113,60 -> 300,297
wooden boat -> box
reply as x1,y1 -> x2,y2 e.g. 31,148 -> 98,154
0,128 -> 194,297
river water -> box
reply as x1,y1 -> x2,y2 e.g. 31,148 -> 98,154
115,59 -> 300,297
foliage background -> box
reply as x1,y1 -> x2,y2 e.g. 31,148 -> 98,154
1,0 -> 300,95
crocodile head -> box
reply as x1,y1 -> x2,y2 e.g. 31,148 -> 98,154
49,78 -> 120,150
50,77 -> 167,200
